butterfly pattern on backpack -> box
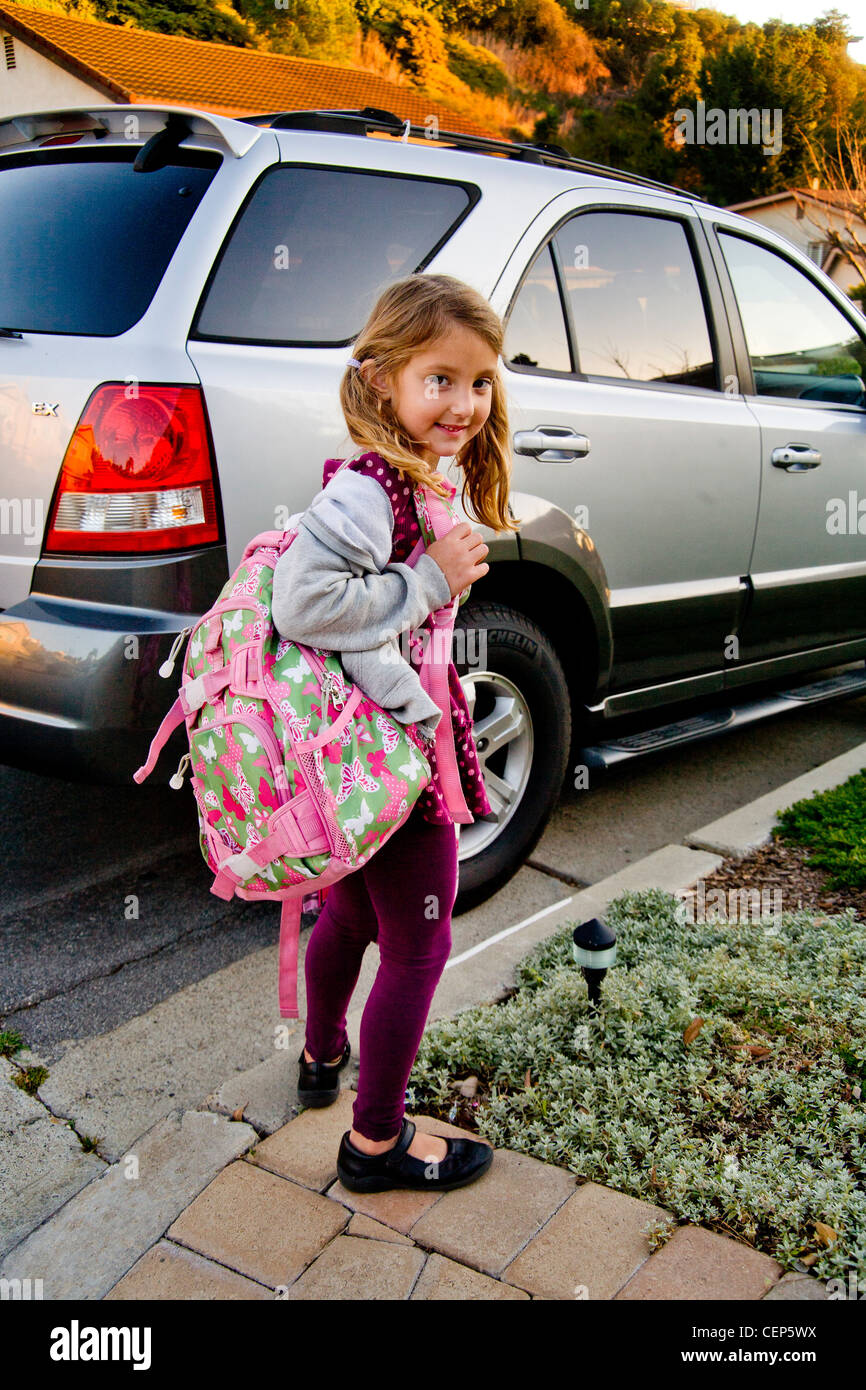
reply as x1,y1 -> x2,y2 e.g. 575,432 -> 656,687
180,553 -> 431,889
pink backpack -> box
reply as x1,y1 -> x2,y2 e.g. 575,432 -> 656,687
133,472 -> 471,1019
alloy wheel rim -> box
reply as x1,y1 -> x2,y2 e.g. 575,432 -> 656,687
455,669 -> 534,861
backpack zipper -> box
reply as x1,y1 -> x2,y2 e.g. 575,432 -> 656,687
160,625 -> 193,678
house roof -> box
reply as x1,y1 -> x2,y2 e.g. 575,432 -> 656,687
0,2 -> 499,137
728,187 -> 864,218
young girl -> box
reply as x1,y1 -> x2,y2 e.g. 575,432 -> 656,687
271,273 -> 517,1194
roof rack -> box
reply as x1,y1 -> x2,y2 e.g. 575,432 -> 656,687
238,106 -> 696,201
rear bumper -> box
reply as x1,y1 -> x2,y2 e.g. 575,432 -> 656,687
0,548 -> 228,784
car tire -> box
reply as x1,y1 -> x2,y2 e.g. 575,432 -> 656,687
450,601 -> 571,914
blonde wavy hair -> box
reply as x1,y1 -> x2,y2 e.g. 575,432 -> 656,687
339,274 -> 518,533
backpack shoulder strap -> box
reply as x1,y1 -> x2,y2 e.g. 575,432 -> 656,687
278,897 -> 302,1019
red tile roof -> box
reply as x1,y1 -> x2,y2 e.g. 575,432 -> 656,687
0,2 -> 500,138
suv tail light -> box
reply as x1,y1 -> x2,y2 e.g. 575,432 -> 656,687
45,384 -> 220,554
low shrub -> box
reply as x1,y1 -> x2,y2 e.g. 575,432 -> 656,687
409,888 -> 866,1280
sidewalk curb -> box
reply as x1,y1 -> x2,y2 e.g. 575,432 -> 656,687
684,742 -> 866,859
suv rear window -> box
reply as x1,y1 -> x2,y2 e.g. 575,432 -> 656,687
191,166 -> 476,345
0,148 -> 219,336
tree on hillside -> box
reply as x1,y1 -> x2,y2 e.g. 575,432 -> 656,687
233,0 -> 358,60
22,0 -> 866,211
470,0 -> 608,101
87,0 -> 253,44
559,0 -> 677,86
644,12 -> 866,206
355,0 -> 450,83
434,0 -> 501,23
689,29 -> 823,204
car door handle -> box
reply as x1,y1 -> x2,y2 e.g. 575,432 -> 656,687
513,428 -> 590,462
771,443 -> 822,471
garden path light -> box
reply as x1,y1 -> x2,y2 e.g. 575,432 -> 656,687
572,916 -> 617,1012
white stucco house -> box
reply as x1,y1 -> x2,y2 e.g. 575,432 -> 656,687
726,187 -> 866,298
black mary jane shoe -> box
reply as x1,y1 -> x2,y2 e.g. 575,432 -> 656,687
297,1038 -> 351,1107
336,1117 -> 494,1194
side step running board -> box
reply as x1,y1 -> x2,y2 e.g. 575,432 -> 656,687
581,668 -> 866,769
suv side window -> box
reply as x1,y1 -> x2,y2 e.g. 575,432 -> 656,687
717,231 -> 866,406
552,211 -> 717,389
192,166 -> 473,345
503,242 -> 572,373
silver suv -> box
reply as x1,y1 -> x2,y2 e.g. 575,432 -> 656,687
2,102 -> 865,910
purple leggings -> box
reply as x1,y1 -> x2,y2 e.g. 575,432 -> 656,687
303,802 -> 458,1141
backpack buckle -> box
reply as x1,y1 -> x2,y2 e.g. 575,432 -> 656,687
223,850 -> 259,883
231,643 -> 262,696
180,667 -> 233,714
181,674 -> 208,712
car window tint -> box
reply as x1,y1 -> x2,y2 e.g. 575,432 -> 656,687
193,168 -> 472,344
553,212 -> 716,388
0,149 -> 219,336
718,231 -> 866,405
504,242 -> 571,372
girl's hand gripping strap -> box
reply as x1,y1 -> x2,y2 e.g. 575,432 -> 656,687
413,483 -> 474,824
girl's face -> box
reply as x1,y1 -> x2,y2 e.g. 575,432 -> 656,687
374,323 -> 499,468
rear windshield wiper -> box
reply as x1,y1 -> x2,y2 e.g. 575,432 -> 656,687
0,326 -> 23,338
134,113 -> 194,173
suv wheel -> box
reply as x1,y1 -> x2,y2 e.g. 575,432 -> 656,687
452,602 -> 571,913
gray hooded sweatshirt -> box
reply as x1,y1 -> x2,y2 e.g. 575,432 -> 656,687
270,468 -> 454,739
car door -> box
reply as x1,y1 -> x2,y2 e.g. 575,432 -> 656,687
488,189 -> 762,699
705,218 -> 866,669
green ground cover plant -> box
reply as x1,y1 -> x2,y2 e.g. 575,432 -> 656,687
408,888 -> 866,1280
773,769 -> 866,890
